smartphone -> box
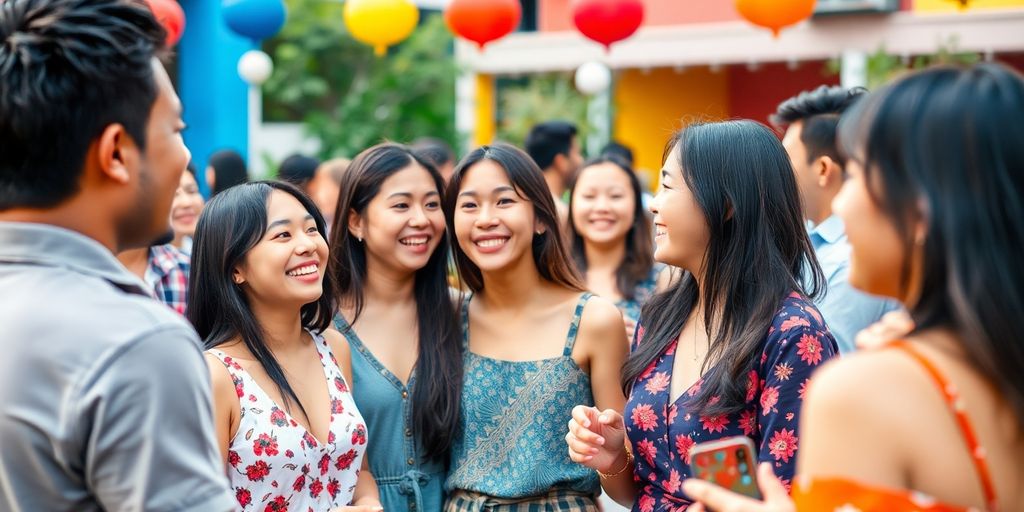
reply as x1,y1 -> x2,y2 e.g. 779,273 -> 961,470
687,435 -> 761,500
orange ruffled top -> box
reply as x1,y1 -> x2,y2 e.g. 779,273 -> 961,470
791,341 -> 998,512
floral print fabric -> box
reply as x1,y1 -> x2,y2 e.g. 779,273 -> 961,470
208,330 -> 367,512
624,292 -> 839,511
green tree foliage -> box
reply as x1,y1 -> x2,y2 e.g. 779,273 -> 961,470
495,74 -> 591,147
263,0 -> 458,159
827,36 -> 980,89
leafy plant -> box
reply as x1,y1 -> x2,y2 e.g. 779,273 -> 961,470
495,74 -> 591,147
827,35 -> 980,89
262,0 -> 458,159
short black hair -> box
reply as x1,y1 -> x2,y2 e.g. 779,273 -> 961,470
411,137 -> 455,168
524,121 -> 578,171
770,85 -> 867,166
600,141 -> 634,167
0,0 -> 167,210
278,153 -> 320,189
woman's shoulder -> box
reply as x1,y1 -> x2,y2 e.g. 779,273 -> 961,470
320,328 -> 352,361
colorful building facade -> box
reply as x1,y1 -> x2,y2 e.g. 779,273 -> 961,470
457,0 -> 1024,180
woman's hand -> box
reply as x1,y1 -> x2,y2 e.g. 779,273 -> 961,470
855,310 -> 915,350
565,405 -> 627,473
681,463 -> 795,512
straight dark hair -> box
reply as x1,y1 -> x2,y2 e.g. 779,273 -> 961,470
0,0 -> 165,209
838,63 -> 1024,426
622,120 -> 824,416
567,155 -> 655,300
328,143 -> 462,465
188,180 -> 336,422
445,143 -> 584,293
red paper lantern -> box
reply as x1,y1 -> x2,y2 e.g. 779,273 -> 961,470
444,0 -> 521,50
145,0 -> 186,47
572,0 -> 644,51
735,0 -> 814,37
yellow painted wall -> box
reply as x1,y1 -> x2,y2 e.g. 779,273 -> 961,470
914,0 -> 1024,11
612,67 -> 730,190
474,74 -> 496,147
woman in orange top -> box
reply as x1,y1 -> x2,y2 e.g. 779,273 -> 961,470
682,63 -> 1024,512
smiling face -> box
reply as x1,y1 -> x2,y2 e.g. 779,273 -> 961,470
649,144 -> 711,273
234,190 -> 329,308
170,170 -> 204,240
571,161 -> 637,248
453,159 -> 542,275
348,163 -> 445,276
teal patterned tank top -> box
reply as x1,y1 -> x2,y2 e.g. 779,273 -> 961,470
445,293 -> 600,499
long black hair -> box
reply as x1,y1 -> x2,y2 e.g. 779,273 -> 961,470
622,120 -> 824,416
188,180 -> 336,421
445,143 -> 585,292
327,143 -> 462,465
838,63 -> 1024,426
567,155 -> 655,300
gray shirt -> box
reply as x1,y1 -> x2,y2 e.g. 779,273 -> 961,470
0,222 -> 234,512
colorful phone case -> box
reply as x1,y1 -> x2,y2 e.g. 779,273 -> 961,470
687,436 -> 762,500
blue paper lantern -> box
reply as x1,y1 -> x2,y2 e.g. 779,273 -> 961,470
222,0 -> 287,41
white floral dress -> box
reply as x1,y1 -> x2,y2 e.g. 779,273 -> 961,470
208,330 -> 367,512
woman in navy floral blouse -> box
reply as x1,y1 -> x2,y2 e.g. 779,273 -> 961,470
565,120 -> 839,511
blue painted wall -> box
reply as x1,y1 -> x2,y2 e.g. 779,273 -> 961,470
178,0 -> 253,196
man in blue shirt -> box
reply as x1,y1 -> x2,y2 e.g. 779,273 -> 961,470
771,86 -> 900,353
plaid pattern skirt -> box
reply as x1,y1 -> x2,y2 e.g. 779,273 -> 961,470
445,489 -> 600,512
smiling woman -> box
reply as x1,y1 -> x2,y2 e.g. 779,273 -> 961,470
568,156 -> 663,340
442,144 -> 632,510
187,180 -> 383,511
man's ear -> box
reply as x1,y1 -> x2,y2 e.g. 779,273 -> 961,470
95,124 -> 132,185
552,153 -> 568,173
816,156 -> 842,187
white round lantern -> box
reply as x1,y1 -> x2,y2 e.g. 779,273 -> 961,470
574,61 -> 612,95
238,49 -> 274,85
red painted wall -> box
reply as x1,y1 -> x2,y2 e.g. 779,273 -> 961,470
540,0 -> 742,32
727,60 -> 840,132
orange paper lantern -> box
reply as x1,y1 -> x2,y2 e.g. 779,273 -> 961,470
735,0 -> 815,37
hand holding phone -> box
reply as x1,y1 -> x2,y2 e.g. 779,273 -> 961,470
687,435 -> 762,500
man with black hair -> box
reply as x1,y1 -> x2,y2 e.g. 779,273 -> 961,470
412,136 -> 456,183
0,1 -> 233,509
772,85 -> 899,353
525,121 -> 584,225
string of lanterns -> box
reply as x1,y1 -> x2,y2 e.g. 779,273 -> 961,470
144,0 -> 976,92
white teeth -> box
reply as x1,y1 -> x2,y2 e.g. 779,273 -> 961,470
400,236 -> 428,246
476,238 -> 507,248
286,264 -> 318,277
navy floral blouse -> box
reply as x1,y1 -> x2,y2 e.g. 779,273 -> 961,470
624,292 -> 839,511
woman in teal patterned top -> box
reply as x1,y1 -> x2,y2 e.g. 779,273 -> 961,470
442,144 -> 631,510
568,156 -> 671,340
326,144 -> 463,512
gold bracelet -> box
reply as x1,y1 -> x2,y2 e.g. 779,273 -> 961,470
597,446 -> 634,478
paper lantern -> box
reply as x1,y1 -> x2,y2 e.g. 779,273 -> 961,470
445,0 -> 521,50
575,61 -> 612,95
144,0 -> 185,47
735,0 -> 815,37
222,0 -> 287,41
571,0 -> 644,51
344,0 -> 420,56
238,50 -> 274,85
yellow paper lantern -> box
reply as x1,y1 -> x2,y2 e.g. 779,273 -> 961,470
343,0 -> 419,56
736,0 -> 816,37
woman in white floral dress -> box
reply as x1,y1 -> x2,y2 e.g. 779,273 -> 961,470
188,180 -> 382,511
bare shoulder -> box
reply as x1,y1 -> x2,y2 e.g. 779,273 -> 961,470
577,295 -> 627,347
321,328 -> 351,362
203,352 -> 237,400
806,348 -> 933,422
